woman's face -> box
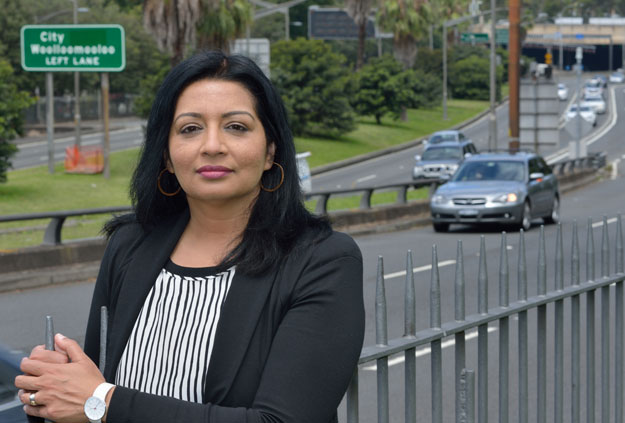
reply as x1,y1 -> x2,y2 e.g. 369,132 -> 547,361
167,79 -> 275,208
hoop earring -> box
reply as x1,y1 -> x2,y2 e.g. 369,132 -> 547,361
260,162 -> 284,192
157,169 -> 181,197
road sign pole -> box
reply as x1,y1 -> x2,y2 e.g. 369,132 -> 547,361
443,24 -> 448,120
489,0 -> 497,151
101,72 -> 110,179
575,47 -> 582,159
45,72 -> 54,174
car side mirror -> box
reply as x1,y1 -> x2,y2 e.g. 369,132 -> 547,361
529,172 -> 544,181
414,155 -> 421,161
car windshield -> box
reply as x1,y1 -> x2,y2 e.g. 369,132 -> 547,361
452,161 -> 525,182
558,83 -> 566,89
586,80 -> 600,88
422,147 -> 462,161
570,105 -> 592,112
429,133 -> 457,143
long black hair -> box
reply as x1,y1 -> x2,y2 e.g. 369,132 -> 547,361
106,50 -> 330,274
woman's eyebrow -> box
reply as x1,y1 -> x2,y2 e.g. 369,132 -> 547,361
173,112 -> 202,123
222,110 -> 255,120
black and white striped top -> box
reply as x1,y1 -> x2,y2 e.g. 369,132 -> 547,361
115,261 -> 235,403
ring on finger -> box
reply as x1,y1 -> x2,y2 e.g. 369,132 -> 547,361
29,392 -> 38,407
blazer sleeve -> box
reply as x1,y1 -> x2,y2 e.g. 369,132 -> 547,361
104,232 -> 365,423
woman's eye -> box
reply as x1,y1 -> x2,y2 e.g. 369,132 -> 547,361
227,123 -> 248,132
180,125 -> 201,134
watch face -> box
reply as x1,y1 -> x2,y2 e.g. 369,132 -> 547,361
84,396 -> 106,420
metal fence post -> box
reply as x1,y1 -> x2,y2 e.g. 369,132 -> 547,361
616,214 -> 624,423
477,236 -> 489,423
554,224 -> 564,423
517,229 -> 528,423
601,217 -> 610,423
375,256 -> 389,423
537,226 -> 547,423
405,251 -> 416,423
587,218 -> 596,423
455,240 -> 467,423
431,245 -> 443,423
498,232 -> 509,423
571,221 -> 581,423
459,369 -> 475,423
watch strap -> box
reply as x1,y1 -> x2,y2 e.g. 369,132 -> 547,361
92,382 -> 116,402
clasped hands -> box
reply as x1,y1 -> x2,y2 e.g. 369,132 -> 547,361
14,334 -> 107,423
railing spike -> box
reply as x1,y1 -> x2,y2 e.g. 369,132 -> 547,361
538,225 -> 547,296
572,220 -> 580,286
587,217 -> 595,282
556,223 -> 564,291
615,214 -> 623,274
455,240 -> 465,321
405,250 -> 416,337
478,235 -> 488,315
601,216 -> 610,277
375,256 -> 388,346
431,245 -> 441,329
518,229 -> 527,301
499,231 -> 509,307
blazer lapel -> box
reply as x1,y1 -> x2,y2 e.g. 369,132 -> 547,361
104,210 -> 189,381
203,266 -> 278,403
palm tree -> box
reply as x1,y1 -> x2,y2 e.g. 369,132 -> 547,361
196,0 -> 252,53
346,0 -> 375,70
377,0 -> 432,69
143,0 -> 201,66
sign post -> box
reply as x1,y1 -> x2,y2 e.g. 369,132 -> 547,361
20,24 -> 125,176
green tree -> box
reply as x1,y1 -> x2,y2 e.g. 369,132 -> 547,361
271,38 -> 356,137
345,0 -> 375,70
351,55 -> 425,124
0,58 -> 34,182
377,0 -> 432,69
449,55 -> 503,101
134,58 -> 171,119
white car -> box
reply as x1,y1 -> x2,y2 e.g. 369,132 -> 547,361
610,71 -> 625,83
582,96 -> 606,114
583,79 -> 603,98
557,83 -> 568,101
566,105 -> 597,126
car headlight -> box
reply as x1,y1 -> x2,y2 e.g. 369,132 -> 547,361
446,164 -> 458,173
432,194 -> 448,204
493,193 -> 518,203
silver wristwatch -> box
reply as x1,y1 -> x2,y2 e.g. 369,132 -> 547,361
84,382 -> 115,423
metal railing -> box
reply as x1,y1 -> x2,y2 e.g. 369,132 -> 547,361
345,215 -> 624,423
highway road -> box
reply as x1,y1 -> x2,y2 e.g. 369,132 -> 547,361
3,75 -> 624,422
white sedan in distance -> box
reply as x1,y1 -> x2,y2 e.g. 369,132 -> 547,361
610,71 -> 625,83
582,95 -> 606,114
566,104 -> 597,126
557,83 -> 568,100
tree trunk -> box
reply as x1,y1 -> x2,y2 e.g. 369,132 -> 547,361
375,114 -> 382,124
356,21 -> 366,70
393,34 -> 417,69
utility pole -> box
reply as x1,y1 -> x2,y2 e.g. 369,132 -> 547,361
71,0 -> 81,149
508,0 -> 521,152
488,0 -> 497,151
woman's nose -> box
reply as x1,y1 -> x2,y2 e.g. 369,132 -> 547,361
200,126 -> 226,155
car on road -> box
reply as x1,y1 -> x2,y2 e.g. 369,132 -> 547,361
0,345 -> 25,422
609,71 -> 625,83
430,151 -> 560,232
594,75 -> 608,88
557,83 -> 568,101
566,104 -> 597,126
424,130 -> 471,146
583,78 -> 604,98
412,141 -> 477,180
582,95 -> 606,114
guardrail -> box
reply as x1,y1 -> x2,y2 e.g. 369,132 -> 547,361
0,152 -> 607,246
345,216 -> 624,423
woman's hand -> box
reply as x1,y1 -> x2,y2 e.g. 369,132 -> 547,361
15,334 -> 106,423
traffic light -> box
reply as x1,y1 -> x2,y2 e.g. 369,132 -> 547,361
545,52 -> 553,65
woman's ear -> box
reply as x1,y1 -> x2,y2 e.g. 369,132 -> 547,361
265,142 -> 276,169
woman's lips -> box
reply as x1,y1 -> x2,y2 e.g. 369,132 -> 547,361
197,165 -> 233,179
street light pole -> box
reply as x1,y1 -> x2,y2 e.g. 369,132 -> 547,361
71,0 -> 81,149
488,0 -> 497,150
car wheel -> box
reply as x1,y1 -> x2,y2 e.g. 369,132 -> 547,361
433,222 -> 449,233
544,196 -> 560,224
519,201 -> 532,231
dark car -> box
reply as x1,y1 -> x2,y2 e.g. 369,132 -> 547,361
430,151 -> 560,232
425,130 -> 471,146
413,141 -> 477,180
0,345 -> 26,422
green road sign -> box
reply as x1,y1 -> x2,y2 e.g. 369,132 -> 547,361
496,28 -> 509,44
21,25 -> 125,72
460,32 -> 489,43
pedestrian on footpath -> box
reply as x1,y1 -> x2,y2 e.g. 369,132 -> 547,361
15,50 -> 365,423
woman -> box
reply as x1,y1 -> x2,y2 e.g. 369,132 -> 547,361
15,51 -> 365,423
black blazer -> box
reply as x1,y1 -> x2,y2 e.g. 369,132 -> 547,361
84,210 -> 365,423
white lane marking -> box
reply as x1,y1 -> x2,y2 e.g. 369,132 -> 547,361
355,174 -> 376,184
384,260 -> 456,280
363,327 -> 498,370
612,159 -> 621,180
592,217 -> 618,228
558,91 -> 578,129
